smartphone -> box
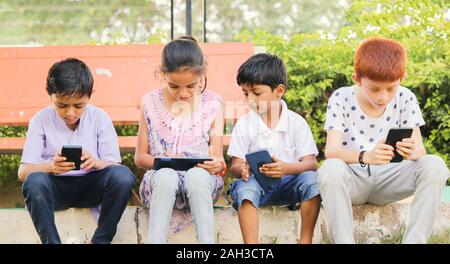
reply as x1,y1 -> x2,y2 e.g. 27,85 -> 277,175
61,145 -> 82,170
245,149 -> 281,188
385,128 -> 413,162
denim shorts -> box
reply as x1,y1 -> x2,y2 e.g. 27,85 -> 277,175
229,171 -> 320,210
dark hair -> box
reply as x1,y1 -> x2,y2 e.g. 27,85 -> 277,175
46,58 -> 94,98
160,35 -> 207,74
236,53 -> 287,91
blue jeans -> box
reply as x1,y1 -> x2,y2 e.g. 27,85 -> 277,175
230,171 -> 319,210
22,165 -> 136,244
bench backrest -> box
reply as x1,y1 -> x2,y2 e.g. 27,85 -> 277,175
0,43 -> 253,126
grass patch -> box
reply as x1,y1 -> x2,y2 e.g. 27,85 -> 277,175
428,229 -> 450,244
379,225 -> 406,244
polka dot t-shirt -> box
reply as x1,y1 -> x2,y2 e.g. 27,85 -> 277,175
324,85 -> 425,151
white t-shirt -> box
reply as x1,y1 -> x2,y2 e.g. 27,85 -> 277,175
227,100 -> 319,162
324,85 -> 425,151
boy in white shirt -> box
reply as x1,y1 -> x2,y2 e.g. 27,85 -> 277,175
319,37 -> 449,244
228,53 -> 321,244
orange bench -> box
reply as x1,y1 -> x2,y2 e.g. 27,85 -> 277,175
0,43 -> 253,154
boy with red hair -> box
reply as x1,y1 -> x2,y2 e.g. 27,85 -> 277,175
318,37 -> 449,243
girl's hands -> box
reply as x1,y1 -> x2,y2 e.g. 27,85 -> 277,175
197,159 -> 224,175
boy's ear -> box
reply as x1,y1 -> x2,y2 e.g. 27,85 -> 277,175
275,84 -> 286,98
352,73 -> 361,86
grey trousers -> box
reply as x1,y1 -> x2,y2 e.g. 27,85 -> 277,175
318,154 -> 449,244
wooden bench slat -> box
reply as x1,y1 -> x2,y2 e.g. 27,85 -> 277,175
118,136 -> 138,153
0,137 -> 25,155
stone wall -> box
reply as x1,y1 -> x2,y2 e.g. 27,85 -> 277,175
1,201 -> 449,244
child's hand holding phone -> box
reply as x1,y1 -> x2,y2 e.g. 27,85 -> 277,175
395,138 -> 416,160
80,151 -> 98,171
365,140 -> 395,165
260,156 -> 285,178
197,159 -> 224,175
365,128 -> 414,164
51,152 -> 76,174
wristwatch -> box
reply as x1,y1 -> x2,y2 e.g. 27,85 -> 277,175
359,151 -> 367,167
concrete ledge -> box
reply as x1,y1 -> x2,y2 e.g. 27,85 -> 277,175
1,202 -> 449,244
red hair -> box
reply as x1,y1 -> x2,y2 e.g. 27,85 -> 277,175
354,37 -> 407,82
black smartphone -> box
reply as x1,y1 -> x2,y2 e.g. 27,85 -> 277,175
385,128 -> 413,162
245,149 -> 281,188
61,145 -> 82,170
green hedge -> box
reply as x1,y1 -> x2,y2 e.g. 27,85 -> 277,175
0,126 -> 26,186
237,0 -> 450,168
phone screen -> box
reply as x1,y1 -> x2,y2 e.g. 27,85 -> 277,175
61,145 -> 82,170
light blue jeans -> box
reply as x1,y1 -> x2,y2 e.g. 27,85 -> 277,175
148,167 -> 216,244
230,171 -> 319,210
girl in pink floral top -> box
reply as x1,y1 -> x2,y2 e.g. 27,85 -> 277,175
135,36 -> 225,244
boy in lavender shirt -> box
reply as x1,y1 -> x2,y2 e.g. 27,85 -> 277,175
18,58 -> 136,244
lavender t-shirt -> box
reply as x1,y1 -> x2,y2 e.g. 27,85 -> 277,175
21,104 -> 121,176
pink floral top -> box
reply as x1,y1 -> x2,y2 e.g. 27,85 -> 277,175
139,88 -> 224,233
